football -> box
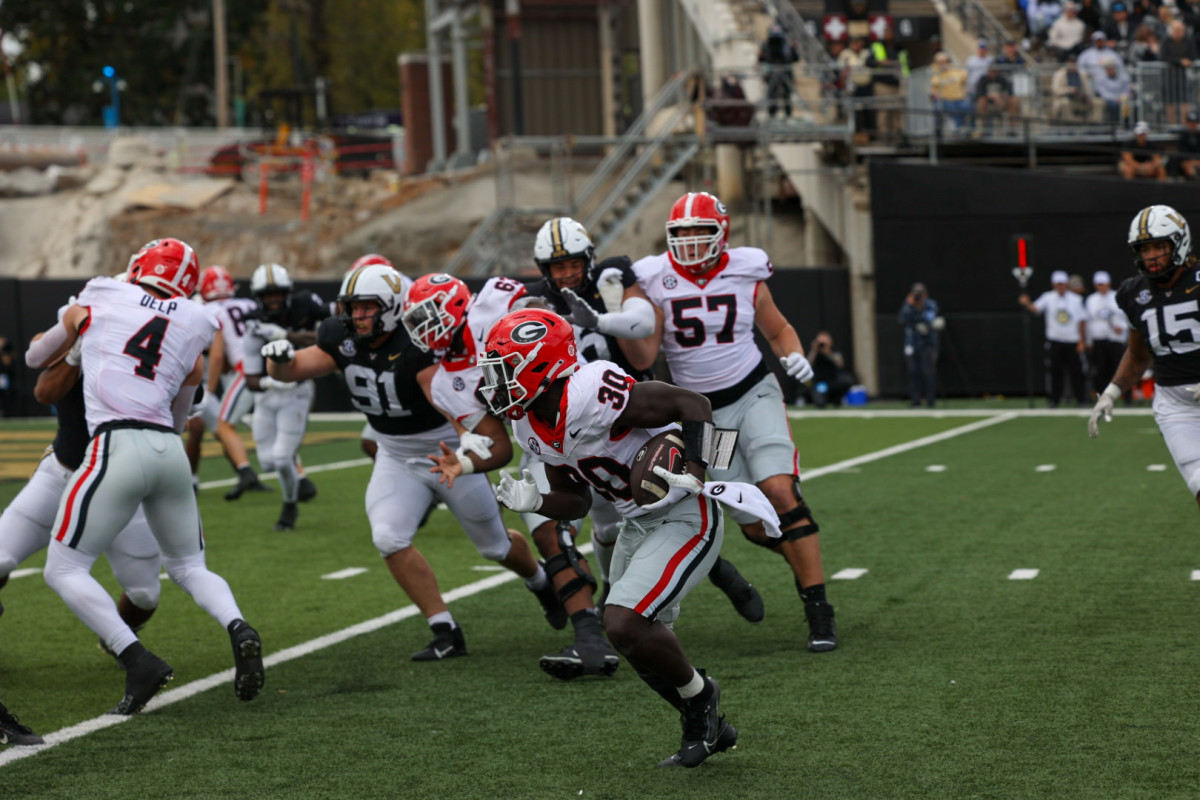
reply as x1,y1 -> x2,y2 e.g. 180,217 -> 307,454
629,430 -> 688,507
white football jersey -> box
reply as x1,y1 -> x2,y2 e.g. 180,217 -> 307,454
512,360 -> 671,519
430,276 -> 527,430
634,247 -> 772,392
204,296 -> 258,372
77,277 -> 216,431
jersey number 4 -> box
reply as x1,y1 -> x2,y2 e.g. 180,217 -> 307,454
1141,300 -> 1200,356
671,295 -> 736,347
123,317 -> 171,380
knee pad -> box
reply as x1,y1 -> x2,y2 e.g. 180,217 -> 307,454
777,478 -> 820,540
546,523 -> 597,603
372,524 -> 415,558
476,532 -> 513,563
124,584 -> 161,611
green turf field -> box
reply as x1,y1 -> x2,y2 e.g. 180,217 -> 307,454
1,408 -> 1197,799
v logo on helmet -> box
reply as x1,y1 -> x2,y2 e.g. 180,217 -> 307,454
511,321 -> 548,344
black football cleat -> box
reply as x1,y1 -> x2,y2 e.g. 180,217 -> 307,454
657,676 -> 738,768
228,619 -> 264,702
530,570 -> 568,630
411,622 -> 468,661
274,502 -> 298,532
805,601 -> 838,652
297,476 -> 318,502
225,466 -> 271,501
0,703 -> 44,746
708,558 -> 764,624
111,648 -> 174,715
538,636 -> 620,681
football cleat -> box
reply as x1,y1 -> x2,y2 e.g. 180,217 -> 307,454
708,558 -> 764,624
228,619 -> 265,702
297,477 -> 318,502
111,649 -> 174,715
538,636 -> 620,681
657,676 -> 738,768
225,466 -> 271,501
411,622 -> 468,662
0,704 -> 44,746
274,502 -> 299,532
805,601 -> 838,652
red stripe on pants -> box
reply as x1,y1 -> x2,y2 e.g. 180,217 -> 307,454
634,496 -> 709,615
56,436 -> 101,542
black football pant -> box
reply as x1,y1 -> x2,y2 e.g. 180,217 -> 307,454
1090,339 -> 1125,396
1044,340 -> 1087,406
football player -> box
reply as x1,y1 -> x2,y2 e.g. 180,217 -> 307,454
1089,205 -> 1200,512
632,191 -> 838,652
483,308 -> 781,768
185,265 -> 269,498
402,273 -> 597,678
526,216 -> 765,628
239,263 -> 327,530
24,237 -> 263,715
262,262 -> 555,661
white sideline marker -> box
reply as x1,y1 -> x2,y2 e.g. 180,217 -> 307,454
1008,569 -> 1040,580
1147,464 -> 1167,472
470,565 -> 505,572
321,567 -> 368,580
1035,464 -> 1056,472
2,416 -> 1022,768
925,465 -> 946,472
1190,570 -> 1200,581
832,568 -> 868,580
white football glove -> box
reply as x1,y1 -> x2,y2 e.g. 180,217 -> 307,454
640,465 -> 705,512
64,335 -> 83,367
457,431 -> 494,460
560,288 -> 601,330
597,267 -> 625,314
781,352 -> 815,383
258,375 -> 294,392
494,468 -> 543,513
261,340 -> 295,364
1087,384 -> 1121,438
252,321 -> 289,342
1184,384 -> 1200,403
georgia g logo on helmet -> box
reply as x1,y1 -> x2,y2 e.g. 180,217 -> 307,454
511,320 -> 548,344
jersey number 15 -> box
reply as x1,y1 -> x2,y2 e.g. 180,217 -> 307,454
1141,300 -> 1200,356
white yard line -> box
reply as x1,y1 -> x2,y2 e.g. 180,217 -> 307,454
787,408 -> 1153,419
1,416 -> 1020,766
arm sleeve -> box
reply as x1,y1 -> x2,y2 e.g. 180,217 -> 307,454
597,295 -> 656,339
25,321 -> 71,368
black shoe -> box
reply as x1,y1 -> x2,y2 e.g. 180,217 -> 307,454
411,622 -> 468,661
228,619 -> 264,702
0,703 -> 44,746
274,502 -> 298,531
530,568 -> 567,630
805,601 -> 838,652
111,648 -> 174,715
538,636 -> 620,681
297,477 -> 317,502
657,676 -> 738,768
225,466 -> 271,501
708,559 -> 764,624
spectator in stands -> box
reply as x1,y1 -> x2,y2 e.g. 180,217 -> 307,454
931,51 -> 973,130
1079,31 -> 1121,86
1119,120 -> 1167,179
1161,19 -> 1196,123
973,64 -> 1021,134
759,23 -> 800,120
804,331 -> 856,408
1078,0 -> 1104,34
994,40 -> 1024,67
1175,110 -> 1200,179
1051,55 -> 1097,121
868,27 -> 906,137
824,39 -> 849,111
1028,0 -> 1065,39
838,37 -> 875,135
1048,2 -> 1089,60
1102,2 -> 1136,54
1093,56 -> 1131,123
1129,23 -> 1162,64
965,39 -> 993,98
708,75 -> 755,127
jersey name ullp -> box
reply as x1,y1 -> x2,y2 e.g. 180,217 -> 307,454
139,295 -> 179,314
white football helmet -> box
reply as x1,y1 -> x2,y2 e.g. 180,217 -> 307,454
338,263 -> 409,341
1129,204 -> 1191,281
533,217 -> 596,296
250,263 -> 293,320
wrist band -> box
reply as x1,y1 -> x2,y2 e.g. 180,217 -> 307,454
455,447 -> 476,474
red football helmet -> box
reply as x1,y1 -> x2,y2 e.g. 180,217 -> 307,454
350,253 -> 393,273
401,273 -> 472,352
199,265 -> 236,301
479,308 -> 578,420
126,238 -> 201,298
665,191 -> 730,275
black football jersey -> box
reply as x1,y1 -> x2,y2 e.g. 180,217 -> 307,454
1116,266 -> 1200,386
316,317 -> 446,435
251,290 -> 329,332
526,255 -> 655,382
51,377 -> 89,470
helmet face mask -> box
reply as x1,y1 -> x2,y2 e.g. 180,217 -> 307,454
666,192 -> 730,276
533,218 -> 597,297
478,309 -> 578,420
337,263 -> 406,342
250,263 -> 294,321
401,274 -> 471,352
1129,204 -> 1191,283
127,238 -> 201,299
